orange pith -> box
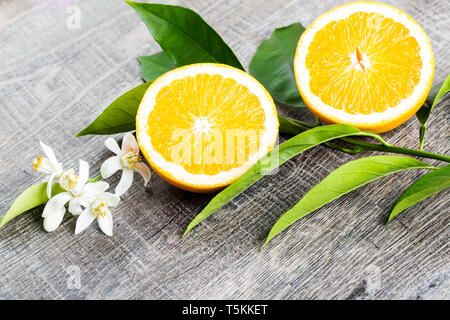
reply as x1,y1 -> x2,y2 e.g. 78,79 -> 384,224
306,11 -> 422,115
147,73 -> 266,175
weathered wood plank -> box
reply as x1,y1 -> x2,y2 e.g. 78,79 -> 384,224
0,0 -> 448,299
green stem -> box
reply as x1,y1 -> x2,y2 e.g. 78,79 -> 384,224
340,137 -> 450,162
88,174 -> 103,182
324,142 -> 362,155
278,115 -> 450,163
419,125 -> 426,151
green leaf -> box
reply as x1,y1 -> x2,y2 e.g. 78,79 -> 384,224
0,182 -> 65,228
278,114 -> 314,135
183,124 -> 385,237
416,75 -> 450,125
127,1 -> 244,70
387,164 -> 450,223
249,23 -> 305,107
263,156 -> 435,249
138,52 -> 175,82
75,82 -> 151,137
416,74 -> 450,150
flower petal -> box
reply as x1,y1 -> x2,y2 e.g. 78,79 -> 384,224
68,197 -> 83,215
78,194 -> 95,208
40,142 -> 59,167
100,156 -> 122,179
75,207 -> 95,235
97,209 -> 113,236
122,132 -> 139,154
78,159 -> 89,186
43,206 -> 66,232
97,192 -> 120,207
36,157 -> 54,175
105,138 -> 121,155
133,162 -> 151,186
42,192 -> 72,218
83,181 -> 109,195
115,168 -> 134,196
46,172 -> 56,199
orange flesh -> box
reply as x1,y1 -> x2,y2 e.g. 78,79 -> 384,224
147,73 -> 266,175
306,12 -> 422,114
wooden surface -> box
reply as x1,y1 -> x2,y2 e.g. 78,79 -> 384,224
0,0 -> 449,300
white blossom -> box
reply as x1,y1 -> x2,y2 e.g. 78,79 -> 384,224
101,133 -> 151,196
74,192 -> 120,236
42,160 -> 109,232
32,142 -> 64,198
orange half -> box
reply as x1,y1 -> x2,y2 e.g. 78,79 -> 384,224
294,1 -> 434,133
136,63 -> 279,192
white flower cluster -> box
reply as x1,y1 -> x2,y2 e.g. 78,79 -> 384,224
33,133 -> 151,236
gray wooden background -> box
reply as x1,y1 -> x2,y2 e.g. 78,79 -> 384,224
0,0 -> 448,300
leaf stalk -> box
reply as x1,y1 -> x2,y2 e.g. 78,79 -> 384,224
279,116 -> 450,163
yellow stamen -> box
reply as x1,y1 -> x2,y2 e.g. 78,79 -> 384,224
125,152 -> 142,169
60,172 -> 79,189
67,174 -> 78,188
92,202 -> 108,218
33,156 -> 43,171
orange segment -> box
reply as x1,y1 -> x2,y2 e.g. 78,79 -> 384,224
136,63 -> 278,193
294,2 -> 434,133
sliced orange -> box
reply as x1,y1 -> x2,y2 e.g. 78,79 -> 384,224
294,1 -> 434,133
136,63 -> 279,193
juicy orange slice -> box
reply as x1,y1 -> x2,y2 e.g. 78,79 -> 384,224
294,1 -> 434,133
136,63 -> 278,193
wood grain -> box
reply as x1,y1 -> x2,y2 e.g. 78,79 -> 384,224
0,0 -> 448,300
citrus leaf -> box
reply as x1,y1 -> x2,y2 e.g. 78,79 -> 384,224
138,52 -> 175,82
263,156 -> 435,249
127,1 -> 244,70
278,114 -> 314,135
0,182 -> 65,228
416,75 -> 450,125
75,82 -> 151,137
387,164 -> 450,223
183,124 -> 385,237
416,74 -> 450,150
249,23 -> 305,107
